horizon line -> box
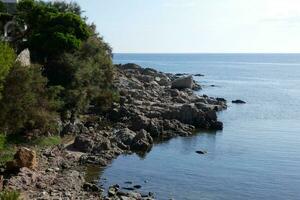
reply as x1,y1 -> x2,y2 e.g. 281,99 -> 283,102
113,52 -> 300,54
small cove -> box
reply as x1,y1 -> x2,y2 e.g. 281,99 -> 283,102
93,54 -> 300,200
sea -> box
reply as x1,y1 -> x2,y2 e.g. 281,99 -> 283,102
97,54 -> 300,200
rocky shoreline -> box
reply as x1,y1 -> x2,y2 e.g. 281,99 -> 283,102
1,63 -> 227,200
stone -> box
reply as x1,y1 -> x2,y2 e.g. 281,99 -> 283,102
131,130 -> 153,151
83,182 -> 101,192
133,185 -> 142,189
73,135 -> 94,153
115,128 -> 136,146
194,73 -> 204,77
16,48 -> 31,67
6,147 -> 37,171
171,75 -> 194,89
232,99 -> 246,104
196,150 -> 207,154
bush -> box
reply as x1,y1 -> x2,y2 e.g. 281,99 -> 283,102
0,42 -> 16,99
0,63 -> 60,135
44,26 -> 116,114
0,190 -> 20,200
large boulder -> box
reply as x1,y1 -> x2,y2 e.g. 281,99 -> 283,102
73,135 -> 94,153
171,76 -> 193,89
6,147 -> 37,171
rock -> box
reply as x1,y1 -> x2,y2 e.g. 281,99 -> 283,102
108,184 -> 119,196
216,97 -> 226,102
16,48 -> 30,67
73,135 -> 94,153
120,63 -> 142,70
171,76 -> 194,89
192,81 -> 202,91
210,121 -> 223,130
196,150 -> 207,154
6,147 -> 37,171
232,99 -> 246,104
131,130 -> 153,151
83,182 -> 102,192
194,73 -> 204,77
133,185 -> 142,189
115,128 -> 136,146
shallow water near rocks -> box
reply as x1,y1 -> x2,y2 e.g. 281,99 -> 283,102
97,54 -> 300,200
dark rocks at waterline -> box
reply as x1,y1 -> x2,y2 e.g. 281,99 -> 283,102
232,99 -> 246,104
133,185 -> 142,189
194,73 -> 204,77
82,182 -> 103,192
196,150 -> 208,155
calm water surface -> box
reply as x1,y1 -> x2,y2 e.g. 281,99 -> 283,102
99,54 -> 300,200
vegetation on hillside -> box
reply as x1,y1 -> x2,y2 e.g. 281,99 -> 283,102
0,0 -> 116,140
0,42 -> 15,99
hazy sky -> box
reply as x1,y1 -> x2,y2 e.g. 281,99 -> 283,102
73,0 -> 300,53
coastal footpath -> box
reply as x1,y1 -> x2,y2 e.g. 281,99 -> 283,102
1,63 -> 227,200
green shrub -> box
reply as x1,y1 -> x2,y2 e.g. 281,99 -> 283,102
0,63 -> 59,135
44,26 -> 115,114
31,135 -> 61,147
0,134 -> 6,151
0,2 -> 5,12
0,42 -> 16,99
0,190 -> 20,200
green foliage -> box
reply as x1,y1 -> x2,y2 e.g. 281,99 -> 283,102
45,27 -> 115,113
17,0 -> 90,61
0,134 -> 6,151
0,190 -> 20,200
0,1 -> 5,12
0,63 -> 59,135
31,135 -> 61,147
0,134 -> 15,166
0,42 -> 16,99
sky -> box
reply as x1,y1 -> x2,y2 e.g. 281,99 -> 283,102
70,0 -> 300,53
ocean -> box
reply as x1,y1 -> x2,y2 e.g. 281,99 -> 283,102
98,54 -> 300,200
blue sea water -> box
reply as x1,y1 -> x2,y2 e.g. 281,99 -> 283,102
99,54 -> 300,200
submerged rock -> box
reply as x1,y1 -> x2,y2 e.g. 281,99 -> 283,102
232,99 -> 246,104
196,150 -> 207,154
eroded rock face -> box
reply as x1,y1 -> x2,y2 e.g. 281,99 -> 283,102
171,76 -> 193,89
6,147 -> 37,171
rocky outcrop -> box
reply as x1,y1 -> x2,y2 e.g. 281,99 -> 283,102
3,63 -> 226,200
6,147 -> 37,171
171,75 -> 194,89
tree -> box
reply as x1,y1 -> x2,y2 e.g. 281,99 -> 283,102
0,42 -> 16,99
0,63 -> 60,135
0,1 -> 5,12
44,26 -> 116,113
16,0 -> 90,61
